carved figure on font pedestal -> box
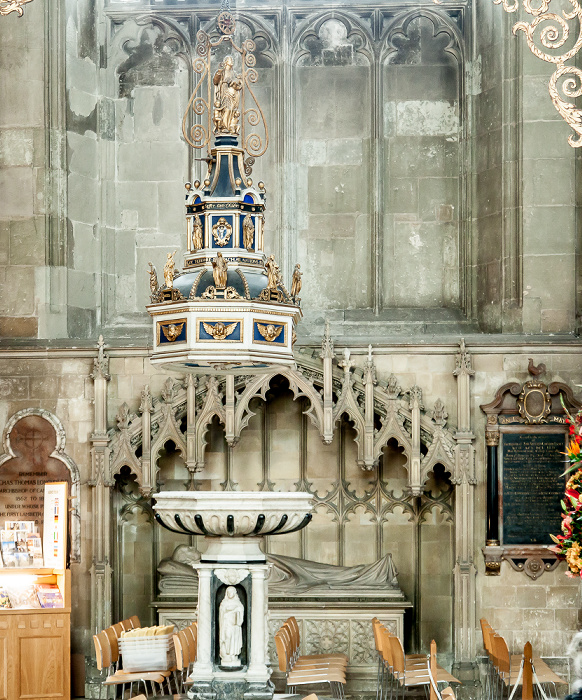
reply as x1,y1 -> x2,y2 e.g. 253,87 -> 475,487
219,586 -> 244,667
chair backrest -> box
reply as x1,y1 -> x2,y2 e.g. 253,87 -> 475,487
274,633 -> 290,673
111,622 -> 124,638
522,642 -> 533,700
286,617 -> 301,651
181,629 -> 194,667
372,618 -> 383,654
93,631 -> 112,671
128,615 -> 141,629
481,623 -> 494,659
389,635 -> 406,674
180,625 -> 196,665
104,626 -> 120,664
174,633 -> 184,671
429,640 -> 438,700
379,626 -> 393,666
281,623 -> 298,658
493,634 -> 510,675
120,619 -> 133,631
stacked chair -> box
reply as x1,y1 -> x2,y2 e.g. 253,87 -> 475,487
480,619 -> 566,700
173,621 -> 198,693
274,617 -> 348,698
372,617 -> 460,700
93,615 -> 176,698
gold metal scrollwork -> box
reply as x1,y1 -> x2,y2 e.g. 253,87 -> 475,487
494,0 -> 582,146
182,13 -> 269,167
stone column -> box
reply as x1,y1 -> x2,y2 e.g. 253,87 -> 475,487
192,566 -> 214,680
247,565 -> 270,684
452,338 -> 477,668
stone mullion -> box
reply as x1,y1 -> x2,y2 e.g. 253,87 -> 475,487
501,8 -> 523,320
338,419 -> 345,566
300,398 -> 308,559
88,339 -> 112,696
282,7 -> 294,277
371,37 -> 382,313
452,340 -> 477,666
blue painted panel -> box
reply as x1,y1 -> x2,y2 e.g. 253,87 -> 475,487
243,194 -> 255,204
211,215 -> 234,249
253,321 -> 285,344
199,320 -> 242,341
158,321 -> 187,344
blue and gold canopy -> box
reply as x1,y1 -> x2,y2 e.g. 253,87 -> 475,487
146,11 -> 302,374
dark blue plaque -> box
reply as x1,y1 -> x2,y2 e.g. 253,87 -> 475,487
501,432 -> 566,545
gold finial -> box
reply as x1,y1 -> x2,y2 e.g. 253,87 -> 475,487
182,15 -> 269,169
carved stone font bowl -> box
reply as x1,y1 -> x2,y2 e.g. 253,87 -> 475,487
153,491 -> 314,562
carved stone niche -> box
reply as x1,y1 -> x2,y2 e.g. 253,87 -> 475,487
480,373 -> 581,579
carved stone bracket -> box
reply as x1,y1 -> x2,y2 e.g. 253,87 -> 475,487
483,544 -> 560,580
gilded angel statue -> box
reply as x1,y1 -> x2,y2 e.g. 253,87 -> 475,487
147,262 -> 159,298
290,263 -> 302,299
242,214 -> 255,250
192,214 -> 204,250
163,251 -> 177,289
264,254 -> 281,290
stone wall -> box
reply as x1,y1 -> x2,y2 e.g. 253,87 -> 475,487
1,0 -> 579,342
0,343 -> 580,688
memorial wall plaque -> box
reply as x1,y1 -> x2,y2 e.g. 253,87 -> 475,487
0,415 -> 71,540
501,432 -> 566,545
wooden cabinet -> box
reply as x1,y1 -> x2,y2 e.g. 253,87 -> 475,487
0,569 -> 70,700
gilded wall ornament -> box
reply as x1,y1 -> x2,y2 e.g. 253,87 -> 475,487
0,0 -> 33,16
494,0 -> 582,146
212,218 -> 233,247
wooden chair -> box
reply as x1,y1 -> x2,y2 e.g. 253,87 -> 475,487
284,617 -> 348,665
93,630 -> 166,700
274,629 -> 346,699
278,624 -> 346,671
128,615 -> 141,629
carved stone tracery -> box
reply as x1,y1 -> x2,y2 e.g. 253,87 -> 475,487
108,345 -> 458,493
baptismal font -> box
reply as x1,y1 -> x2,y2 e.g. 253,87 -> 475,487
154,492 -> 314,700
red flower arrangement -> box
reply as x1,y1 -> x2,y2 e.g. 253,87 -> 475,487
550,402 -> 582,576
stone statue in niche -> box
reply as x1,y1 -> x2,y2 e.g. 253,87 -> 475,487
212,56 -> 242,136
219,586 -> 244,667
158,546 -> 402,598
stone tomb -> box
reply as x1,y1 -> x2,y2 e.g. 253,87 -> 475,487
156,545 -> 411,693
